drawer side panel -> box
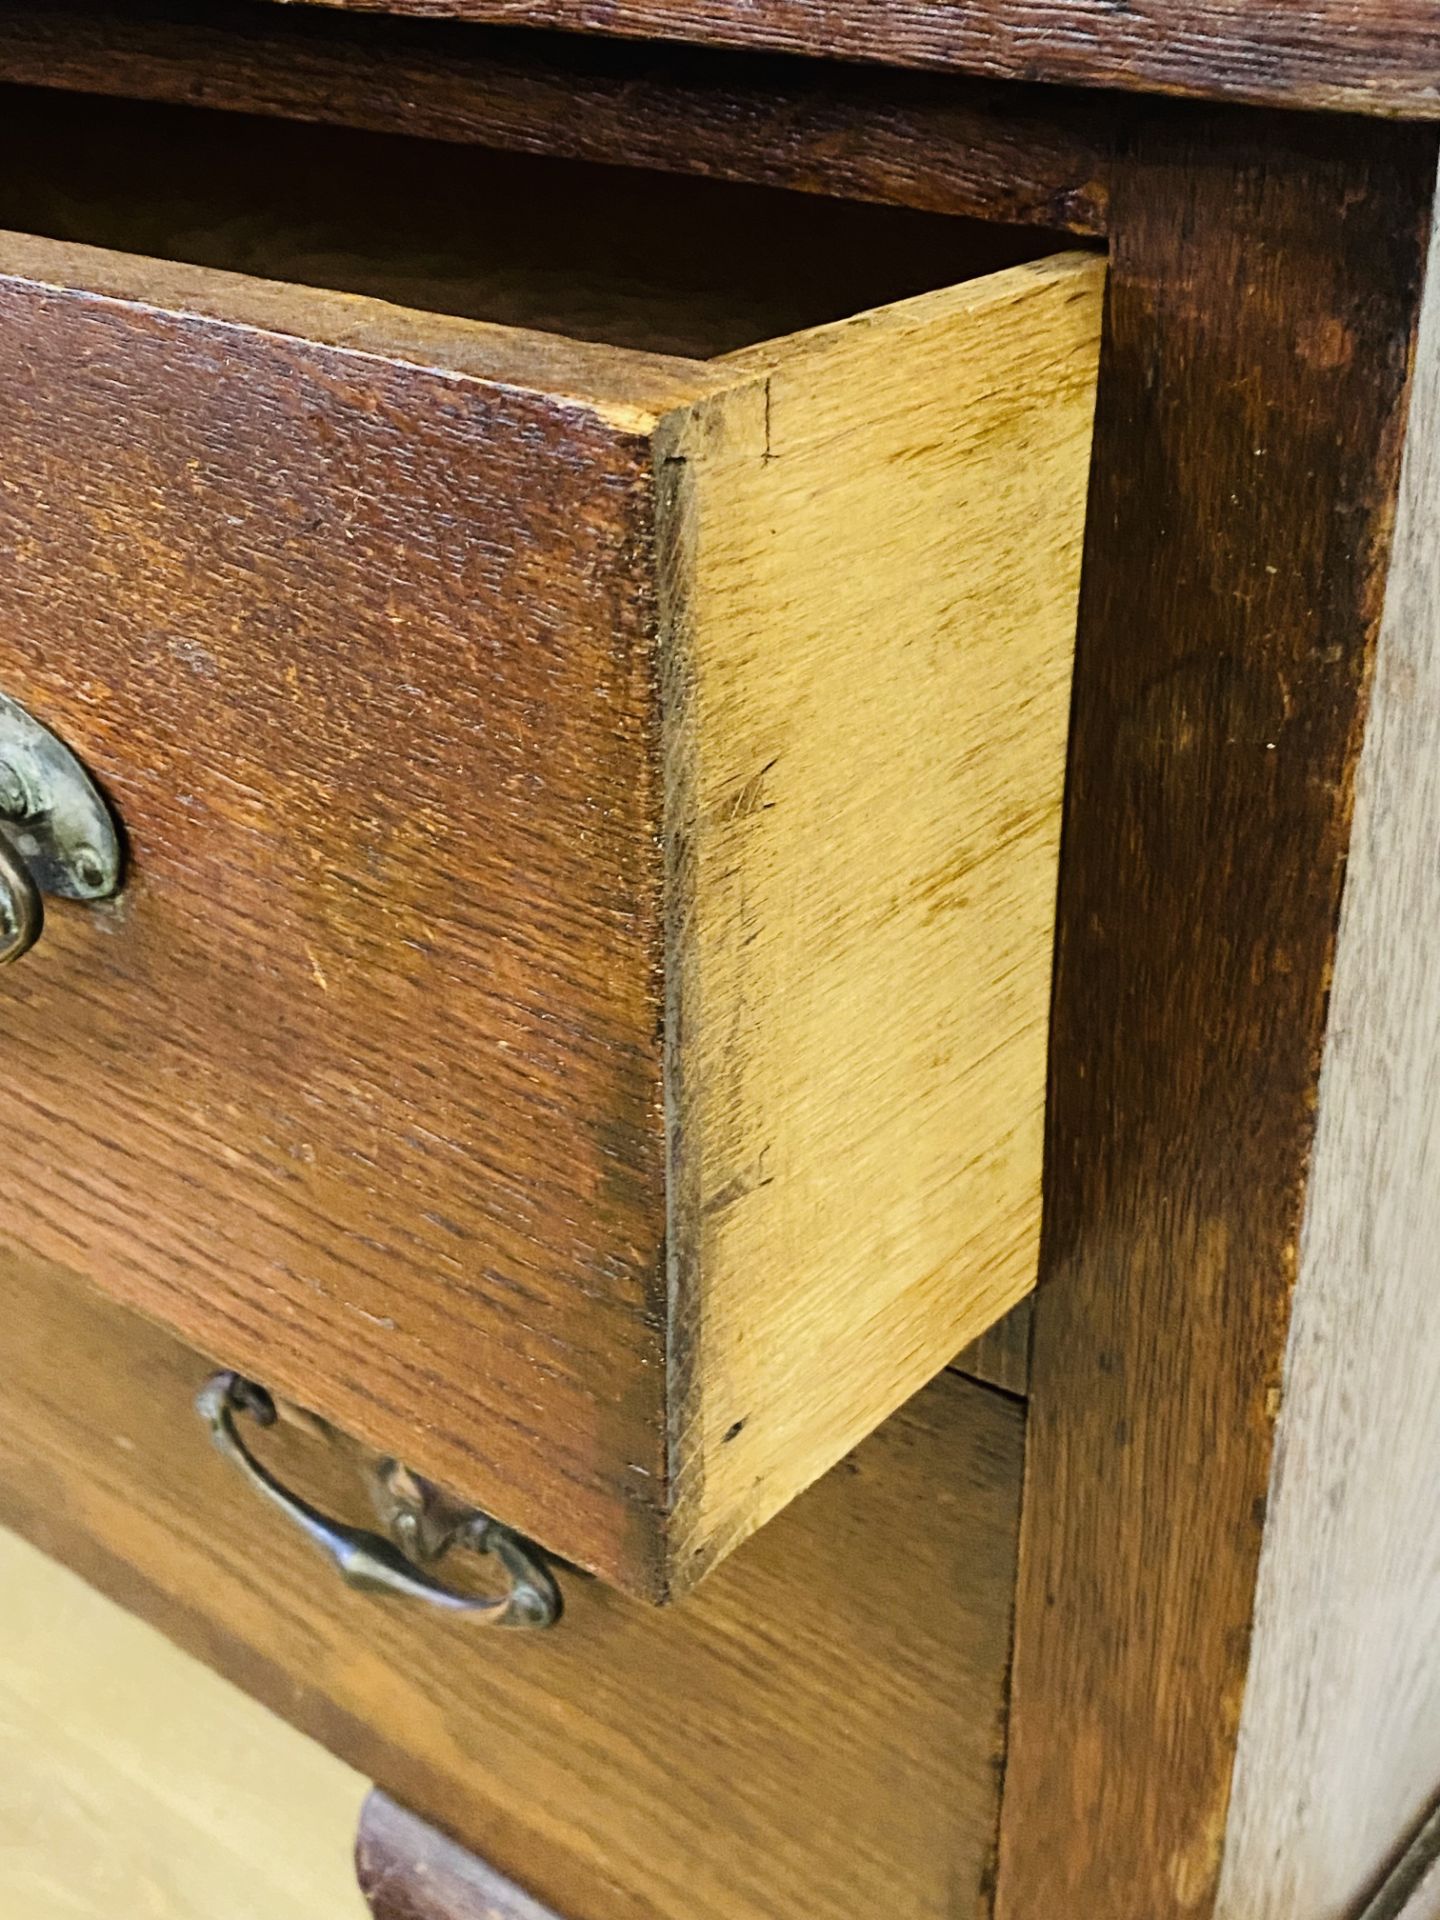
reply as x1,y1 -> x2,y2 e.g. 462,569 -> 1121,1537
663,252 -> 1104,1577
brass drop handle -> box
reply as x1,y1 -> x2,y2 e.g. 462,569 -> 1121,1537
0,691 -> 123,964
196,1373 -> 561,1629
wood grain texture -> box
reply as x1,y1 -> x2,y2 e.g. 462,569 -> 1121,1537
995,112 -> 1440,1920
267,0 -> 1440,119
1215,155 -> 1440,1920
0,230 -> 693,1593
0,1525 -> 369,1920
0,180 -> 1096,1591
0,1244 -> 1023,1920
665,253 -> 1103,1575
358,1796 -> 563,1920
0,0 -> 1112,235
0,226 -> 713,403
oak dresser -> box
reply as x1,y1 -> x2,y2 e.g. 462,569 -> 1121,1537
0,4 -> 1436,1918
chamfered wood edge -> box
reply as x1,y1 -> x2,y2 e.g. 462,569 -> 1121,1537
357,1793 -> 565,1920
1214,153 -> 1440,1919
995,109 -> 1440,1919
1356,1798 -> 1440,1920
0,0 -> 1113,235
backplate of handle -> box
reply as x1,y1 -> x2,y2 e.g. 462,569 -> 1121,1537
196,1372 -> 561,1628
0,691 -> 123,964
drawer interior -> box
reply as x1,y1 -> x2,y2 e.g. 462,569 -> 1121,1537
0,84 -> 1072,358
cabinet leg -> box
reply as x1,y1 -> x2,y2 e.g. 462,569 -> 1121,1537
356,1792 -> 564,1920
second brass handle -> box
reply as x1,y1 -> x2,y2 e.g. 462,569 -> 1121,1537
196,1373 -> 561,1628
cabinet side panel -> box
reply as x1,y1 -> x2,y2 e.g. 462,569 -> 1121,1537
1216,160 -> 1440,1920
996,115 -> 1438,1920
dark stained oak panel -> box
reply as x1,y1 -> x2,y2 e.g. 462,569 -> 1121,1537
1216,166 -> 1440,1920
0,254 -> 677,1589
267,0 -> 1440,119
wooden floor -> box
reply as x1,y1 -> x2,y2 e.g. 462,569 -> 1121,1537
0,1526 -> 369,1920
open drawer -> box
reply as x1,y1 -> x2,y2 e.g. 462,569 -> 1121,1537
0,88 -> 1102,1597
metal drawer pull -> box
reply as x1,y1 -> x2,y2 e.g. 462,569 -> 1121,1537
0,691 -> 123,965
196,1372 -> 561,1628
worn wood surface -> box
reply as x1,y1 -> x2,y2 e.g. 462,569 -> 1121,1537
0,225 -> 714,402
668,253 -> 1102,1575
0,1526 -> 368,1920
0,1245 -> 1022,1920
0,0 -> 1112,236
358,1796 -> 564,1920
0,228 -> 693,1593
995,111 -> 1439,1920
269,0 -> 1440,120
1215,154 -> 1440,1920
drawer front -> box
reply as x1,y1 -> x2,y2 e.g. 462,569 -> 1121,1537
0,234 -> 697,1589
0,163 -> 1101,1593
0,1245 -> 1023,1920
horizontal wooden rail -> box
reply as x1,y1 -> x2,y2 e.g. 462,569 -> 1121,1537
0,0 -> 1111,233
